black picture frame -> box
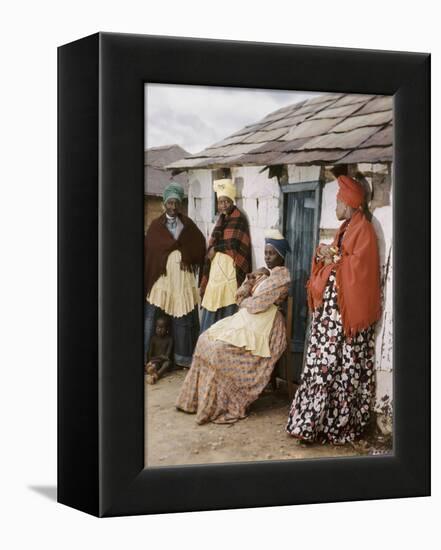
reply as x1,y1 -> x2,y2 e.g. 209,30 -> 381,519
58,32 -> 430,517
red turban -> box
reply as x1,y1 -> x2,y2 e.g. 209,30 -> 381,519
337,175 -> 365,209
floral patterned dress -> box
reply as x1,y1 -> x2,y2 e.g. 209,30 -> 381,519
286,270 -> 375,444
176,266 -> 290,424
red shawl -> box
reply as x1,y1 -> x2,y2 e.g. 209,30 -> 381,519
200,206 -> 252,298
144,213 -> 206,299
307,210 -> 381,337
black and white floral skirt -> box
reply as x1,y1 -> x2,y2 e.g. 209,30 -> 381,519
286,273 -> 375,444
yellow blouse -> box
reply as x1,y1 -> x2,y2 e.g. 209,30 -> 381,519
147,250 -> 199,317
201,252 -> 238,312
206,304 -> 278,357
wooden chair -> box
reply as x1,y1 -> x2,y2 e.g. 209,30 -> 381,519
271,295 -> 295,400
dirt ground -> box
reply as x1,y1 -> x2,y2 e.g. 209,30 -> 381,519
145,369 -> 391,467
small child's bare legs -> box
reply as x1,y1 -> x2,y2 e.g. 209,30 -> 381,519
156,360 -> 172,378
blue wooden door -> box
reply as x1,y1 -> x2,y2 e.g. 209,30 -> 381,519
283,185 -> 320,382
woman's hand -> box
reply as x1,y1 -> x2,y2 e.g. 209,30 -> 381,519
207,247 -> 216,261
318,244 -> 340,266
317,244 -> 333,259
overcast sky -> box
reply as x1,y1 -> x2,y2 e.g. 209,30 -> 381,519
145,84 -> 321,154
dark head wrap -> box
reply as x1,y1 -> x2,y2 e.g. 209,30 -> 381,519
265,229 -> 291,258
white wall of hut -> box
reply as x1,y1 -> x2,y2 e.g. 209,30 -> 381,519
187,163 -> 393,427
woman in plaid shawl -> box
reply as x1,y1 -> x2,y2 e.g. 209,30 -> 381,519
199,178 -> 252,333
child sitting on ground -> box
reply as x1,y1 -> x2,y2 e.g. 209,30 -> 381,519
145,316 -> 173,385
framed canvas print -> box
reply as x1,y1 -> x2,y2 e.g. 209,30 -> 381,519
58,32 -> 430,517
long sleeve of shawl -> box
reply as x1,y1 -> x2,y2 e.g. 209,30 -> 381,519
235,278 -> 253,305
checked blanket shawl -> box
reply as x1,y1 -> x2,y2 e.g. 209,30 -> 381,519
200,206 -> 252,299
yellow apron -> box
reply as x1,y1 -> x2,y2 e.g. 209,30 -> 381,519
207,304 -> 278,357
201,252 -> 238,312
147,250 -> 199,317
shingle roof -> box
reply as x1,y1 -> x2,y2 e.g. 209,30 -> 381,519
167,94 -> 393,170
145,144 -> 190,196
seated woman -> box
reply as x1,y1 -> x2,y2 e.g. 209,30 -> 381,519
176,230 -> 291,425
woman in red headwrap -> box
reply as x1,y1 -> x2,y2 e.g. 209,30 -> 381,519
286,175 -> 381,444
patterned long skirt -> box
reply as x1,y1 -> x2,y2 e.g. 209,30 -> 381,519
176,311 -> 287,424
286,273 -> 375,444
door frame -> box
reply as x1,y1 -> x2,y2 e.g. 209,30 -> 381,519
281,180 -> 323,247
281,179 -> 323,380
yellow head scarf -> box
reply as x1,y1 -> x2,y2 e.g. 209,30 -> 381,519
213,178 -> 236,203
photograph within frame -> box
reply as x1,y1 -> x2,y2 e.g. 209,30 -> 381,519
58,31 -> 429,517
143,83 -> 393,468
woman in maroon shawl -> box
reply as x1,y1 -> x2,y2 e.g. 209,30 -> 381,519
287,175 -> 381,444
144,182 -> 206,367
